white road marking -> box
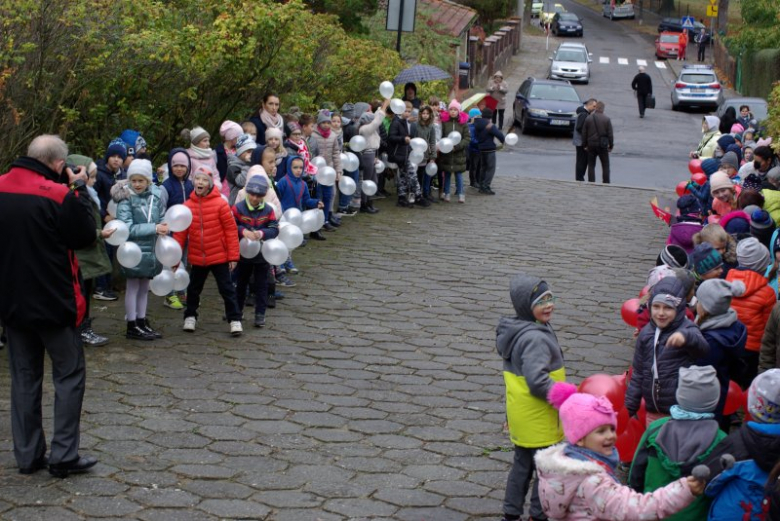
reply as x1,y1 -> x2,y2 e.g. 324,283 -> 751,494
618,58 -> 629,65
655,61 -> 667,69
637,59 -> 648,66
599,56 -> 610,64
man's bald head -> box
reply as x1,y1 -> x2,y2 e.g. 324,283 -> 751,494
27,135 -> 68,171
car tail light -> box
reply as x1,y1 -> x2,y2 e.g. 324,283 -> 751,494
709,83 -> 721,89
675,82 -> 686,88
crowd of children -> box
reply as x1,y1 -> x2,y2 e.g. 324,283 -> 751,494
499,113 -> 780,520
12,87 -> 506,347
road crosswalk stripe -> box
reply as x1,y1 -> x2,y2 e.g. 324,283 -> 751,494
599,56 -> 610,64
637,59 -> 648,66
618,58 -> 629,65
655,61 -> 667,69
594,57 -> 670,70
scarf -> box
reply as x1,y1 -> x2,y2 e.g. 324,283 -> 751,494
290,139 -> 316,176
670,405 -> 715,421
87,185 -> 101,210
260,109 -> 283,131
317,125 -> 331,139
190,144 -> 213,159
563,444 -> 620,483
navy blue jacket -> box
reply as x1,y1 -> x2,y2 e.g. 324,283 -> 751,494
473,117 -> 506,152
275,156 -> 319,212
696,318 -> 747,417
94,159 -> 126,219
232,200 -> 279,264
162,147 -> 194,209
215,143 -> 229,183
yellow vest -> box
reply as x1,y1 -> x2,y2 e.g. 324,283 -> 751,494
504,367 -> 566,448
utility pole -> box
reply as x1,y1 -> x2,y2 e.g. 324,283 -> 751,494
396,0 -> 405,53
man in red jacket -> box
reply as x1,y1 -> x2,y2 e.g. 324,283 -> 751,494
173,166 -> 243,336
0,135 -> 99,478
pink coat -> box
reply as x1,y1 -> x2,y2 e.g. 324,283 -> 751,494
535,444 -> 695,520
236,165 -> 281,219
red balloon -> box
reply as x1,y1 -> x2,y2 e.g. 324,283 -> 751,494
676,181 -> 691,197
579,374 -> 625,412
616,418 -> 644,462
638,285 -> 650,298
616,406 -> 629,434
621,298 -> 641,328
689,159 -> 703,174
723,380 -> 743,415
691,172 -> 707,186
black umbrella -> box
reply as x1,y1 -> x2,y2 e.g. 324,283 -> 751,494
393,65 -> 452,85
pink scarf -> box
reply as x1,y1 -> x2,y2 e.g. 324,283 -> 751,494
290,139 -> 317,176
317,125 -> 331,139
260,109 -> 283,132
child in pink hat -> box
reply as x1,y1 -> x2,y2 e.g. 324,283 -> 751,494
534,382 -> 704,520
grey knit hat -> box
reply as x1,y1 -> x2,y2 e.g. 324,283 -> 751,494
696,279 -> 746,316
676,365 -> 721,413
340,103 -> 355,120
748,369 -> 780,423
659,245 -> 690,269
317,110 -> 332,125
720,151 -> 739,171
736,237 -> 771,274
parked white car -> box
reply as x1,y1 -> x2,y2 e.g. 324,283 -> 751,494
603,0 -> 635,19
547,42 -> 592,84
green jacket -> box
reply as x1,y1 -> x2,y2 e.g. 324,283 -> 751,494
438,115 -> 471,173
629,416 -> 727,521
115,183 -> 164,279
75,199 -> 112,280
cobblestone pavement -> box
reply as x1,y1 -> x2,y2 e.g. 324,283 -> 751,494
0,174 -> 668,520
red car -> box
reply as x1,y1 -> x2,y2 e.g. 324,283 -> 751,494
655,32 -> 680,59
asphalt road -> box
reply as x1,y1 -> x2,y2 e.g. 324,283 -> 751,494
496,0 -> 723,189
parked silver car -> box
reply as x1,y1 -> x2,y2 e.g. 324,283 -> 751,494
671,64 -> 724,111
547,42 -> 592,84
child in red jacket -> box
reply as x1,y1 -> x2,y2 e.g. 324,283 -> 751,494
173,166 -> 243,336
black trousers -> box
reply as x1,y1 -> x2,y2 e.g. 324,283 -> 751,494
637,93 -> 647,116
697,44 -> 706,62
5,325 -> 86,468
575,146 -> 588,181
587,146 -> 610,183
236,261 -> 270,315
185,263 -> 242,321
491,108 -> 505,129
468,151 -> 481,186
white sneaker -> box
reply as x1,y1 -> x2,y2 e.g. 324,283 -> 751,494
458,194 -> 465,203
183,316 -> 197,332
230,321 -> 243,336
443,193 -> 451,202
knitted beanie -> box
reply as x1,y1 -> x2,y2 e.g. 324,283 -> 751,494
448,99 -> 462,111
743,174 -> 764,193
340,103 -> 356,120
317,110 -> 331,125
469,108 -> 482,119
748,369 -> 780,423
548,382 -> 617,444
677,194 -> 703,217
690,243 -> 723,276
701,158 -> 720,177
676,365 -> 721,413
235,134 -> 257,157
720,151 -> 739,171
265,127 -> 284,143
245,176 -> 269,197
105,139 -> 128,162
126,159 -> 153,182
696,278 -> 745,315
731,123 -> 745,134
219,120 -> 243,142
710,172 -> 734,193
767,167 -> 780,183
736,237 -> 771,274
481,107 -> 493,119
189,126 -> 210,146
120,129 -> 140,155
192,166 -> 214,188
721,211 -> 751,236
647,265 -> 675,287
751,209 -> 774,230
170,151 -> 189,168
658,245 -> 690,269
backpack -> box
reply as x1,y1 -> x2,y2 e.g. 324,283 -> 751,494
705,459 -> 770,520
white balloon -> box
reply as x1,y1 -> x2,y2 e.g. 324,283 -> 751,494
300,211 -> 318,234
448,131 -> 462,146
117,242 -> 142,269
505,133 -> 519,146
314,209 -> 325,230
362,180 -> 378,196
409,150 -> 424,165
278,224 -> 304,250
173,268 -> 190,291
345,152 -> 360,172
312,156 -> 327,169
379,81 -> 395,99
154,235 -> 183,267
390,98 -> 406,115
107,200 -> 118,217
239,238 -> 261,259
283,208 -> 303,227
375,160 -> 386,174
438,138 -> 454,154
262,239 -> 289,266
425,162 -> 438,177
349,135 -> 367,153
410,138 -> 428,153
338,176 -> 356,196
339,152 -> 349,168
163,204 -> 193,232
317,166 -> 337,187
104,220 -> 129,246
150,269 -> 175,296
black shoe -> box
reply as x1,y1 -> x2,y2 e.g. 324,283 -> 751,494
274,291 -> 285,300
19,455 -> 49,475
254,313 -> 266,328
415,197 -> 431,208
379,189 -> 391,197
397,198 -> 411,208
81,327 -> 109,347
484,187 -> 496,195
267,294 -> 276,308
365,204 -> 379,214
342,207 -> 358,216
309,231 -> 326,241
322,222 -> 336,232
136,318 -> 162,339
126,321 -> 154,341
328,218 -> 341,228
93,289 -> 118,301
49,455 -> 98,479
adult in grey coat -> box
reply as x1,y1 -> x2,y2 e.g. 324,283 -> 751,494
581,101 -> 614,184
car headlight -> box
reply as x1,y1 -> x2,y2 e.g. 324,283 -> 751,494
528,108 -> 548,117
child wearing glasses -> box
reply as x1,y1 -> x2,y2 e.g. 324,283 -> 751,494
496,273 -> 568,521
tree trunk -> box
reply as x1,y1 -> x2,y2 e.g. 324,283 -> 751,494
522,0 -> 532,28
716,0 -> 729,35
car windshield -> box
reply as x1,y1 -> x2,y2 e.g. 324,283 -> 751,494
681,73 -> 716,84
529,84 -> 580,102
559,13 -> 578,20
660,34 -> 679,43
555,50 -> 587,62
725,102 -> 768,121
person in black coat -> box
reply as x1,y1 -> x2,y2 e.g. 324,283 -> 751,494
631,66 -> 653,118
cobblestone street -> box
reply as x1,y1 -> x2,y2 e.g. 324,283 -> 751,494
0,175 -> 668,520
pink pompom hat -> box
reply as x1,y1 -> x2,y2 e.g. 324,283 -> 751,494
548,382 -> 618,444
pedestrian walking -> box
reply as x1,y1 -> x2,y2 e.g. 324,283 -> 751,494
695,28 -> 709,62
0,135 -> 99,478
581,101 -> 614,184
573,98 -> 596,181
631,66 -> 653,119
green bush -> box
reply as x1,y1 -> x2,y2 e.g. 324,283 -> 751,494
0,0 -> 403,168
741,49 -> 780,99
